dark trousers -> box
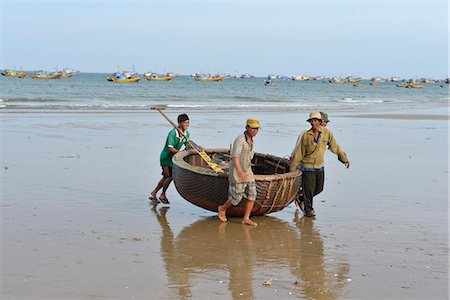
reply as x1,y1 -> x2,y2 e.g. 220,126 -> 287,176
301,170 -> 324,213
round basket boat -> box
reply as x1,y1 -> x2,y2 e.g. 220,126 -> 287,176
172,148 -> 302,217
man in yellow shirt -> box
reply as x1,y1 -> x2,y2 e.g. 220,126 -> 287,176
290,112 -> 350,217
292,111 -> 330,211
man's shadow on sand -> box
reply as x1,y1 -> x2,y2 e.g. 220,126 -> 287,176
151,204 -> 349,299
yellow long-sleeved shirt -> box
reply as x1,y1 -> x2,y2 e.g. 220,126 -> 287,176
290,127 -> 349,171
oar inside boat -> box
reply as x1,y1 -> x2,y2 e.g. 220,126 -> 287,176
150,107 -> 225,173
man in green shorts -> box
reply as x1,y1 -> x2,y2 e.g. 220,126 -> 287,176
150,113 -> 190,204
218,118 -> 260,226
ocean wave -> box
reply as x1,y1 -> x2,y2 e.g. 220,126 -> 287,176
167,103 -> 311,109
337,97 -> 387,103
233,96 -> 262,100
0,102 -> 314,111
2,97 -> 68,103
0,100 -> 411,111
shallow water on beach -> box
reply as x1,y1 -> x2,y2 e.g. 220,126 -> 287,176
1,110 -> 448,299
1,73 -> 448,112
150,207 -> 350,299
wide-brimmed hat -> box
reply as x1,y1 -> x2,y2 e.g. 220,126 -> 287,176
246,118 -> 261,129
320,112 -> 330,122
307,112 -> 322,122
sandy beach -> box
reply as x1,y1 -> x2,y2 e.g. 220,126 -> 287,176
1,107 -> 448,299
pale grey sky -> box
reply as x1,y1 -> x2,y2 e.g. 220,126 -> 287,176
1,0 -> 448,78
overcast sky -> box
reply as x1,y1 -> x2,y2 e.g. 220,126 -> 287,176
1,0 -> 448,78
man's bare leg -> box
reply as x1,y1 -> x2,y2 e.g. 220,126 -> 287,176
242,200 -> 257,226
150,176 -> 165,199
218,200 -> 233,222
159,178 -> 172,204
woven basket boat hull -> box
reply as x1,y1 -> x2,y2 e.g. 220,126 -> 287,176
172,148 -> 301,217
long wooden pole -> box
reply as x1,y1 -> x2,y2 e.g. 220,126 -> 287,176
151,107 -> 224,173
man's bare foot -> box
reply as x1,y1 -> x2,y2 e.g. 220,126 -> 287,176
218,205 -> 227,222
149,192 -> 159,203
242,218 -> 257,226
159,195 -> 170,204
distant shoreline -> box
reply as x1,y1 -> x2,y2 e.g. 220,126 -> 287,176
1,109 -> 449,121
2,72 -> 449,81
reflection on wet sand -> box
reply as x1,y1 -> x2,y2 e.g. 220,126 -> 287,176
291,211 -> 349,299
151,205 -> 349,299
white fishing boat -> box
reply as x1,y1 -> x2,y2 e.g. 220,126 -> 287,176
292,75 -> 310,81
371,77 -> 386,83
59,68 -> 76,78
390,77 -> 404,82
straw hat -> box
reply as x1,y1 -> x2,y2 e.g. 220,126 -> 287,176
246,118 -> 261,129
307,112 -> 322,122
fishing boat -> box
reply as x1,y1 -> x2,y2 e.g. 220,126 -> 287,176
271,75 -> 288,80
371,77 -> 386,83
420,78 -> 435,84
397,82 -> 424,88
58,68 -> 76,78
144,72 -> 177,81
172,148 -> 301,217
107,71 -> 140,82
396,80 -> 424,88
292,75 -> 310,81
405,83 -> 424,89
31,70 -> 62,79
396,83 -> 408,87
329,77 -> 348,84
346,76 -> 362,83
1,69 -> 27,78
390,77 -> 404,82
194,74 -> 224,82
264,78 -> 275,86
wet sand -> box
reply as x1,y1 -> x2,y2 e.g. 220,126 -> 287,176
340,113 -> 450,120
1,108 -> 448,299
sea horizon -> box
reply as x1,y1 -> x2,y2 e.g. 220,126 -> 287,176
1,73 -> 448,112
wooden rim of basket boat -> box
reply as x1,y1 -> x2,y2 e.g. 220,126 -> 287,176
172,148 -> 302,217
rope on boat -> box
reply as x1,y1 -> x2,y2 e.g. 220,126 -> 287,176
255,177 -> 288,210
